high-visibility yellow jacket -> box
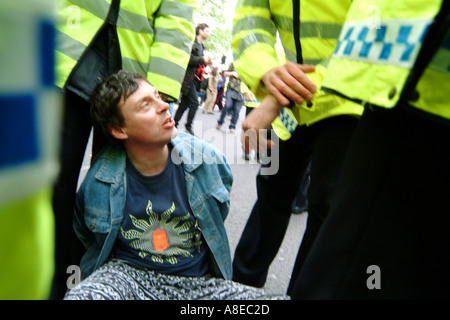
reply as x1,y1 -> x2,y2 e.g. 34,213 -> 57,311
241,82 -> 261,108
1,0 -> 62,299
322,0 -> 449,123
232,0 -> 364,140
55,0 -> 198,100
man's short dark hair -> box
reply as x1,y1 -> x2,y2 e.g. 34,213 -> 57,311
196,23 -> 209,35
90,70 -> 148,146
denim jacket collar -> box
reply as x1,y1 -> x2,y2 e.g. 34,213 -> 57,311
170,132 -> 204,173
94,132 -> 201,184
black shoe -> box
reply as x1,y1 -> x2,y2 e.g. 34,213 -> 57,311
186,128 -> 195,136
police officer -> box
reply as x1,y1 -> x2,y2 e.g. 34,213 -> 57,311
0,0 -> 61,299
291,0 -> 450,299
231,0 -> 364,292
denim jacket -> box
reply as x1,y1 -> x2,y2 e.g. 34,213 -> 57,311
74,132 -> 233,280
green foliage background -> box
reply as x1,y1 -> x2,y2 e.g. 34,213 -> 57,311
195,0 -> 236,65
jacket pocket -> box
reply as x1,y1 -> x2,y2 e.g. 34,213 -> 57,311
84,210 -> 111,234
211,184 -> 230,204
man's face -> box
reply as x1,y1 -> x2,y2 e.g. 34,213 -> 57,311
199,27 -> 210,40
114,80 -> 176,148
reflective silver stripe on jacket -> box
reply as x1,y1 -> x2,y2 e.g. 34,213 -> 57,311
70,0 -> 153,34
56,33 -> 187,85
147,57 -> 186,84
233,15 -> 342,63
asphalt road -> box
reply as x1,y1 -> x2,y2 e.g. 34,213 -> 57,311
79,103 -> 307,296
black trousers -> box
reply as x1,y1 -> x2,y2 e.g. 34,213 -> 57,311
174,81 -> 199,132
50,90 -> 108,300
232,116 -> 358,290
290,106 -> 450,299
292,157 -> 311,212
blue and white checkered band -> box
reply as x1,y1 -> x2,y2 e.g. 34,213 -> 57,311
278,108 -> 297,134
333,19 -> 432,68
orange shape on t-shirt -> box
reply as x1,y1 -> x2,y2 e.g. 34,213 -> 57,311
152,228 -> 170,252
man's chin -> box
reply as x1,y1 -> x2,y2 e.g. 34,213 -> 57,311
170,127 -> 178,140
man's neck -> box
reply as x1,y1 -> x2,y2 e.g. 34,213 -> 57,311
125,143 -> 169,176
196,34 -> 203,44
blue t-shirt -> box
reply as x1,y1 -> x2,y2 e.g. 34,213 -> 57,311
112,147 -> 210,277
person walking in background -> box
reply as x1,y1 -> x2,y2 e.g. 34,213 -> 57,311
216,64 -> 245,133
215,70 -> 226,111
174,23 -> 213,136
203,66 -> 220,114
51,0 -> 198,299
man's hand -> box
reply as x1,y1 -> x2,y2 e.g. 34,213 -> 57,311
204,55 -> 213,66
241,95 -> 282,153
224,70 -> 239,78
261,61 -> 317,106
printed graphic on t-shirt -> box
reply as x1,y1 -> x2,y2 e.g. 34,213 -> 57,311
120,200 -> 201,265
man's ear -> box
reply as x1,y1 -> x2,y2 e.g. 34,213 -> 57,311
110,126 -> 128,140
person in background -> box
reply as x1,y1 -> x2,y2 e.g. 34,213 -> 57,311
215,70 -> 226,111
51,0 -> 198,299
216,64 -> 245,133
203,66 -> 220,114
174,23 -> 213,136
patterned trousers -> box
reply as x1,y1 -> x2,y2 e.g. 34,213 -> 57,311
64,259 -> 289,300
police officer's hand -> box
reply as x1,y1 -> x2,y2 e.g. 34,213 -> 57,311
241,95 -> 280,153
261,61 -> 317,106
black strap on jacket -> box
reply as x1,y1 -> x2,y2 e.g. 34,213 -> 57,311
292,0 -> 303,64
284,0 -> 303,108
398,1 -> 450,126
66,0 -> 122,101
105,0 -> 121,78
106,0 -> 121,25
400,0 -> 450,106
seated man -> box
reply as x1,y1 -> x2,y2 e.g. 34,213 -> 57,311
64,71 -> 286,300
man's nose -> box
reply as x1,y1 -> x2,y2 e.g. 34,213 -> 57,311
157,100 -> 170,113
